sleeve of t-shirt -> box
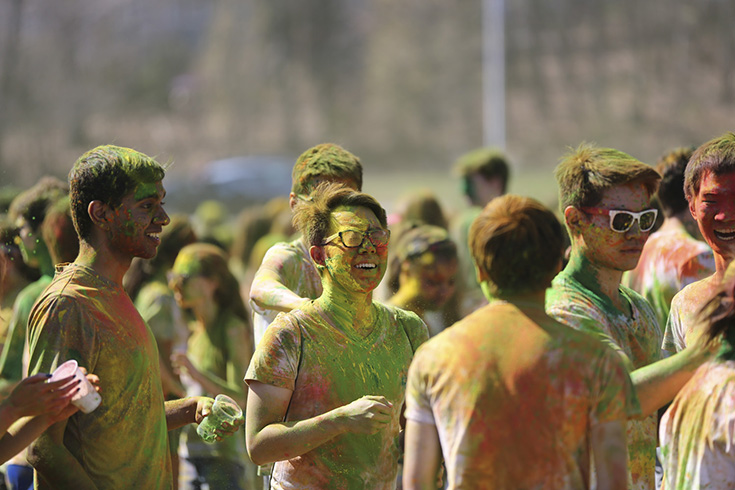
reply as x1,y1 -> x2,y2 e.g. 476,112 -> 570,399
403,343 -> 436,426
591,344 -> 641,423
392,307 -> 430,354
244,313 -> 301,391
26,295 -> 100,377
663,295 -> 686,354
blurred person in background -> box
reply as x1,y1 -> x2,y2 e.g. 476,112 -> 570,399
449,148 -> 510,318
404,195 -> 631,490
659,261 -> 735,489
389,188 -> 448,229
386,224 -> 459,337
245,183 -> 428,489
125,213 -> 197,490
249,143 -> 363,346
192,199 -> 232,252
168,243 -> 254,490
0,178 -> 70,490
623,146 -> 715,332
0,220 -> 36,345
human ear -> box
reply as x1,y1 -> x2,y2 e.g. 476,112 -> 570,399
689,197 -> 697,221
564,206 -> 583,232
88,200 -> 112,230
310,245 -> 326,266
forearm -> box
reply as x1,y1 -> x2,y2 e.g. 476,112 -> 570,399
27,429 -> 99,489
165,397 -> 200,431
631,347 -> 707,418
0,402 -> 19,435
247,408 -> 346,466
250,277 -> 308,313
0,415 -> 51,464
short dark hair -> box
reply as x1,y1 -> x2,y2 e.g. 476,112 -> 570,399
684,132 -> 735,201
291,143 -> 363,196
9,176 -> 68,232
69,145 -> 166,240
454,147 -> 510,198
655,146 -> 696,217
293,182 -> 387,247
469,195 -> 564,297
555,142 -> 661,211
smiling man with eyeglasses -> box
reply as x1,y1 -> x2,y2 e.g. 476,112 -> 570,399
546,143 -> 715,490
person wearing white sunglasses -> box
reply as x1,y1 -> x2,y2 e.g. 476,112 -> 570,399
546,143 -> 715,490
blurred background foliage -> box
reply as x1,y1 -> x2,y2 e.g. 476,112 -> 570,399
1,0 -> 734,212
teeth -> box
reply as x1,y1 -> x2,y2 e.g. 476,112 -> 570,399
355,263 -> 375,269
715,230 -> 735,241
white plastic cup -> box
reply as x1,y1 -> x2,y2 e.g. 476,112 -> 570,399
196,394 -> 242,444
49,360 -> 101,414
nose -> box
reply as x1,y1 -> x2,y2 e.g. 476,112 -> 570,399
155,206 -> 170,226
358,236 -> 376,253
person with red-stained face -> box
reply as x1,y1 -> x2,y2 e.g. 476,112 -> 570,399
547,143 -> 716,490
664,133 -> 735,356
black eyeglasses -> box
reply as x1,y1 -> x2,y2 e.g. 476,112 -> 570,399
321,229 -> 390,248
580,207 -> 658,233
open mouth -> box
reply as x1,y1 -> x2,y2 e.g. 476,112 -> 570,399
714,229 -> 735,241
146,232 -> 161,242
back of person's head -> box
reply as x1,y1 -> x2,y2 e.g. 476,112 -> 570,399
684,132 -> 735,202
555,142 -> 661,211
9,176 -> 68,233
655,146 -> 696,218
172,242 -> 247,321
293,182 -> 386,248
395,189 -> 448,230
470,195 -> 564,297
454,147 -> 510,200
291,143 -> 363,196
69,145 -> 165,241
40,196 -> 79,265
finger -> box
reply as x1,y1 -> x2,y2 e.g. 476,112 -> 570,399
364,395 -> 392,407
78,366 -> 88,375
23,373 -> 54,385
44,375 -> 78,391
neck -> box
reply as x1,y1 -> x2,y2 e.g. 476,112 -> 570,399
565,249 -> 624,306
192,298 -> 218,327
75,240 -> 131,286
314,283 -> 374,336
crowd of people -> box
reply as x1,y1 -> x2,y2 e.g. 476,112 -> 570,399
0,132 -> 733,489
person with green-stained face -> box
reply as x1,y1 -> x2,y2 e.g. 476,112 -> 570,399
249,143 -> 363,348
26,145 -> 243,490
245,182 -> 429,489
546,143 -> 716,490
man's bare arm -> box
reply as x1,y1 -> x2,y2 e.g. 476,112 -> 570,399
402,420 -> 442,490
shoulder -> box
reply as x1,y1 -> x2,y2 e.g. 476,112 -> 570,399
671,276 -> 717,313
377,303 -> 429,350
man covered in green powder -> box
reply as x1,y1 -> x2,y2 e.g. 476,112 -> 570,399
249,143 -> 363,346
546,143 -> 715,490
26,145 -> 242,489
245,182 -> 428,489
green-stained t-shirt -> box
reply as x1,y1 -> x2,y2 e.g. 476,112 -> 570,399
0,275 -> 53,385
179,311 -> 247,463
245,302 -> 429,490
27,263 -> 172,490
546,270 -> 662,490
406,301 -> 635,489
